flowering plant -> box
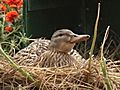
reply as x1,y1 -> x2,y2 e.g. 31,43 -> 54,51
0,0 -> 29,55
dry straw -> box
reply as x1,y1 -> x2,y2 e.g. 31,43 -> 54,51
0,54 -> 120,89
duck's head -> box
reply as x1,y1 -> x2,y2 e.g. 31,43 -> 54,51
49,29 -> 90,53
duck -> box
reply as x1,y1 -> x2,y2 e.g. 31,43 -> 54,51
13,29 -> 90,67
36,29 -> 90,67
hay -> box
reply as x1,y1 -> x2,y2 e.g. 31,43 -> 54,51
0,57 -> 120,90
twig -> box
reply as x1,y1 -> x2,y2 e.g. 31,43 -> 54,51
0,44 -> 34,81
100,26 -> 113,90
89,3 -> 101,70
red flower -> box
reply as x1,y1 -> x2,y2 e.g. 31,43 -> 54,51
5,16 -> 13,22
5,10 -> 19,22
5,26 -> 13,32
5,0 -> 20,5
17,0 -> 23,9
10,4 -> 17,8
5,0 -> 23,9
0,4 -> 7,11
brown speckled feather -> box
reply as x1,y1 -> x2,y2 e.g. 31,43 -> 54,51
37,49 -> 78,67
13,38 -> 83,66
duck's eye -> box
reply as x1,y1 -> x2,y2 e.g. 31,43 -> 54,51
58,34 -> 64,36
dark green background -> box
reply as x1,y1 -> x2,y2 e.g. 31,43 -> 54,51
24,0 -> 120,40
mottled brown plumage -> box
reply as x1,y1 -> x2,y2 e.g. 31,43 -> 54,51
13,29 -> 90,67
13,38 -> 50,66
38,49 -> 78,67
37,29 -> 90,67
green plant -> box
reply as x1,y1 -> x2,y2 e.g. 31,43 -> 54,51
0,0 -> 29,56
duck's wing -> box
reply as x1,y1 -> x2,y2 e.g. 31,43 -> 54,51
13,38 -> 50,66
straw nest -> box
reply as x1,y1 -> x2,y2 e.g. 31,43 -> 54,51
0,56 -> 120,90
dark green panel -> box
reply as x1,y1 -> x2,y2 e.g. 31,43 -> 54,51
28,0 -> 82,11
27,6 -> 82,38
25,0 -> 82,38
24,0 -> 120,39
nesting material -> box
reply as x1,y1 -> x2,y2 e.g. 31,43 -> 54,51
0,57 -> 120,90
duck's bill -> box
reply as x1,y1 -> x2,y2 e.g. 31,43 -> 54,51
70,34 -> 90,43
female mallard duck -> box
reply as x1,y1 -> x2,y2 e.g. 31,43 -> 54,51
37,29 -> 90,67
13,29 -> 90,67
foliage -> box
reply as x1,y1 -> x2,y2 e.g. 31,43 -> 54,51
0,0 -> 29,55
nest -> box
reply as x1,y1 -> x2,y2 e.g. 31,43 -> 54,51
0,57 -> 120,90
